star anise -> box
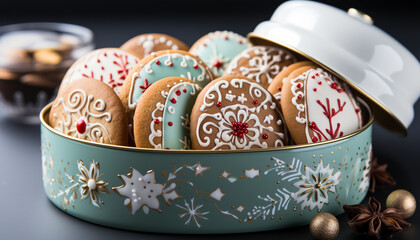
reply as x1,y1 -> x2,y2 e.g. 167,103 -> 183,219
343,197 -> 411,239
369,157 -> 396,193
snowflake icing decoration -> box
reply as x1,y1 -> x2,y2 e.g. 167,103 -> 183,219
176,198 -> 209,228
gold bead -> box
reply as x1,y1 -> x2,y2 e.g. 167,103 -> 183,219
386,189 -> 416,219
310,213 -> 339,240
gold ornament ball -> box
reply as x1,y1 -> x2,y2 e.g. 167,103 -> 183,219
386,189 -> 416,219
310,213 -> 339,240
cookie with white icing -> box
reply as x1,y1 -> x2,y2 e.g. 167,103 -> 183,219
60,48 -> 140,95
224,46 -> 297,88
189,31 -> 250,77
268,61 -> 317,101
50,78 -> 128,146
133,77 -> 201,149
119,50 -> 215,119
120,33 -> 189,59
190,75 -> 289,150
280,66 -> 363,145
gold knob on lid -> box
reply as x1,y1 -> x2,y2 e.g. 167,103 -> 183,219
348,8 -> 373,24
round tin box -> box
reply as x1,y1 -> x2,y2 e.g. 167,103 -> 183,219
40,1 -> 419,234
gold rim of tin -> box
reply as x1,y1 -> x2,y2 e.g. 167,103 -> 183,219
40,103 -> 374,154
247,32 -> 407,136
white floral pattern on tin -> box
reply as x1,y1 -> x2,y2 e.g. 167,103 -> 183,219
113,168 -> 164,215
291,160 -> 341,211
77,159 -> 110,208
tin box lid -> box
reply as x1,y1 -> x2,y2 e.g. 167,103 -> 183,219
248,0 -> 420,136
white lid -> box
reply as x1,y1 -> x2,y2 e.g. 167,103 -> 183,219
249,0 -> 420,136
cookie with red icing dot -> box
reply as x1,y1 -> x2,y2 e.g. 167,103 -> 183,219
280,66 -> 363,145
268,61 -> 317,101
189,31 -> 250,77
50,78 -> 128,146
133,77 -> 201,149
224,46 -> 298,88
120,33 -> 189,59
60,48 -> 140,95
190,75 -> 289,150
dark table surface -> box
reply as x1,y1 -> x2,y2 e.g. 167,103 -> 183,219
0,1 -> 419,239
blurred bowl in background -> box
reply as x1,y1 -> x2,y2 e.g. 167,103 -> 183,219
0,22 -> 94,124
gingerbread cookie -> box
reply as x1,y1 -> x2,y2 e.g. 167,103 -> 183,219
189,31 -> 250,77
119,49 -> 215,117
120,33 -> 189,59
133,77 -> 201,149
224,46 -> 297,88
60,48 -> 140,95
190,75 -> 289,150
280,66 -> 363,145
50,78 -> 128,146
268,61 -> 317,101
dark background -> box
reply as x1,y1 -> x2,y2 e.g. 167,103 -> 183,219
0,0 -> 419,239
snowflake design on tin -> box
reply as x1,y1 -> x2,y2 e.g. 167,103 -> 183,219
176,198 -> 209,228
113,168 -> 164,215
52,89 -> 113,143
77,159 -> 110,208
291,160 -> 341,211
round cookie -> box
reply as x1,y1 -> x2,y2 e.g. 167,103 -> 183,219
224,46 -> 298,88
190,75 -> 289,150
133,77 -> 201,149
50,78 -> 128,146
119,49 -> 215,117
189,31 -> 250,77
268,61 -> 317,101
60,48 -> 140,95
120,33 -> 189,59
280,66 -> 363,145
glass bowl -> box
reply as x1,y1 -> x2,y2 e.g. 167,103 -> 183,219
0,22 -> 94,124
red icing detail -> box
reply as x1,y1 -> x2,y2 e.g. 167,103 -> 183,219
183,88 -> 187,93
213,60 -> 223,69
168,121 -> 173,126
193,64 -> 198,69
330,83 -> 338,89
262,134 -> 268,139
101,66 -> 104,70
311,136 -> 318,142
277,86 -> 282,91
313,88 -> 317,92
156,60 -> 161,65
104,53 -> 107,57
337,89 -> 344,93
203,43 -> 207,47
97,59 -> 101,63
169,62 -> 173,67
224,36 -> 229,40
112,53 -> 130,80
76,119 -> 86,134
297,94 -> 303,99
318,81 -> 322,85
216,101 -> 222,107
84,64 -> 88,68
139,78 -> 151,93
310,98 -> 346,141
297,83 -> 302,88
253,99 -> 259,105
231,121 -> 248,138
315,73 -> 319,76
165,148 -> 170,149
175,90 -> 181,96
238,40 -> 243,44
312,75 -> 315,79
355,109 -> 360,114
170,98 -> 177,104
154,119 -> 160,124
